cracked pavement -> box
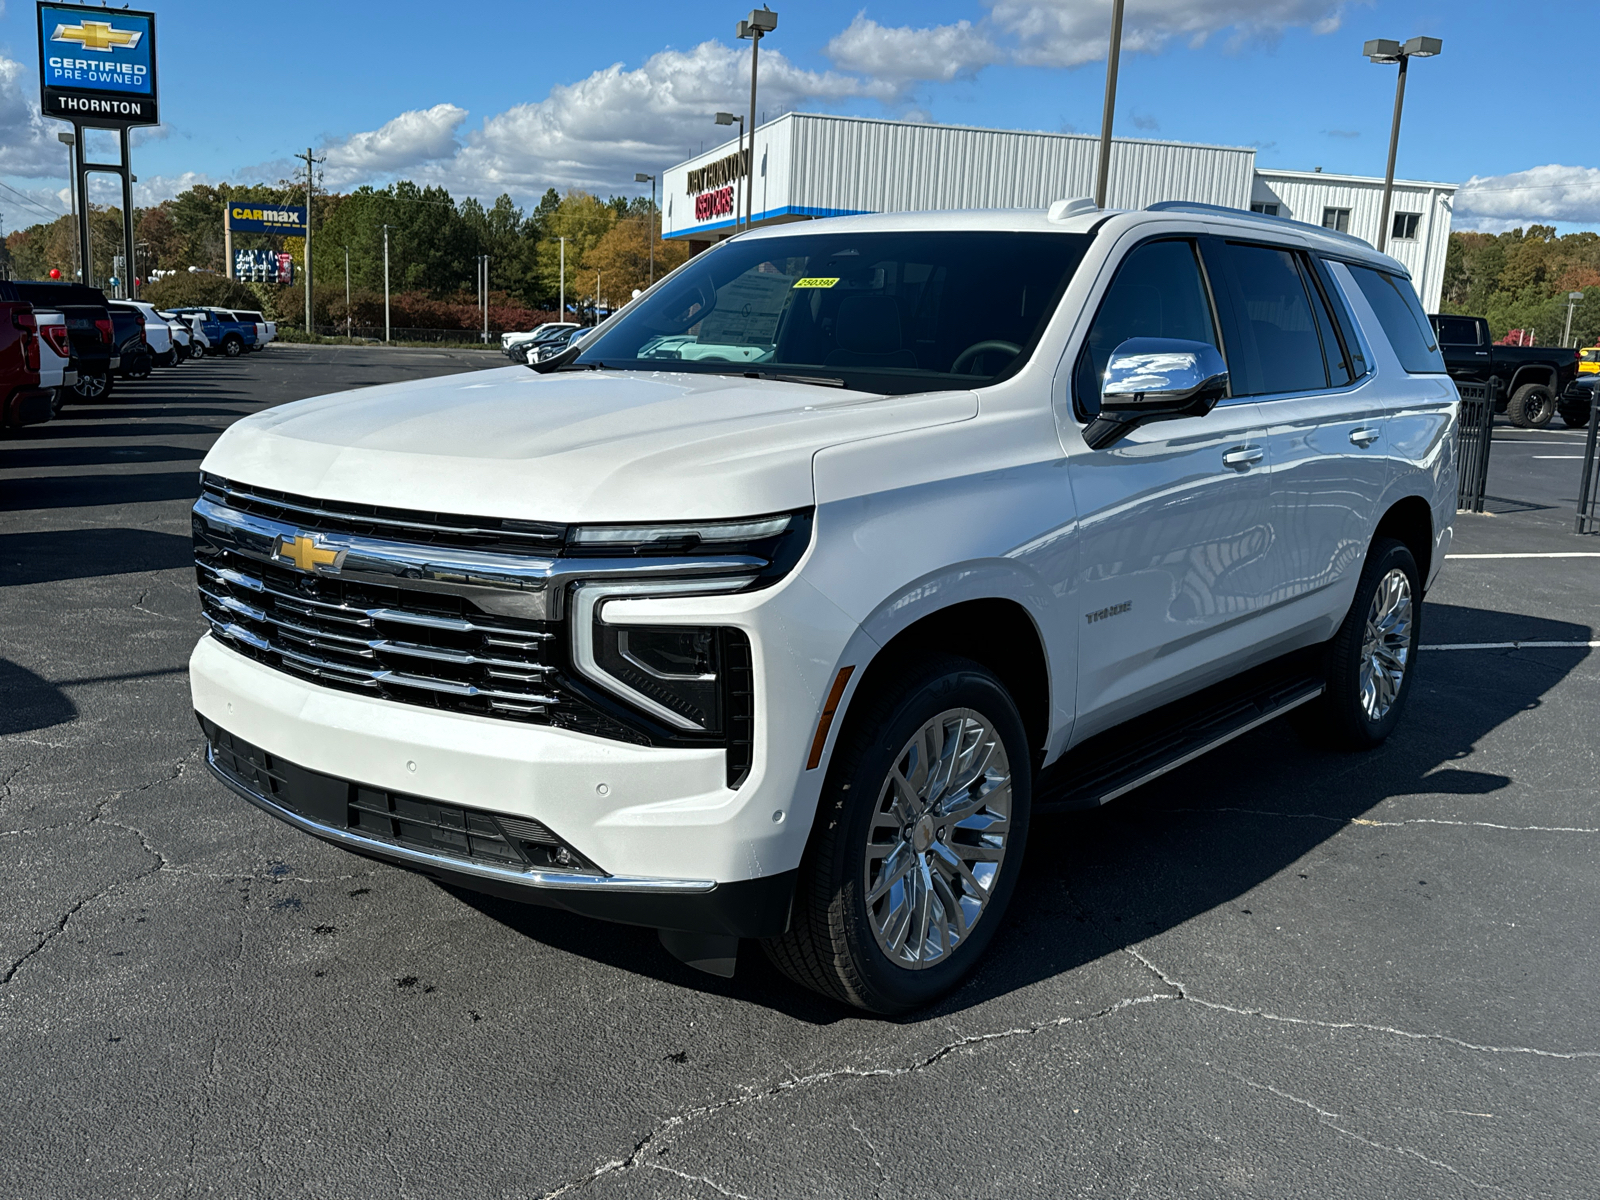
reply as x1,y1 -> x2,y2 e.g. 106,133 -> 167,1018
3,347 -> 1598,1197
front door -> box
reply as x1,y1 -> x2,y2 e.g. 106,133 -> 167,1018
1061,236 -> 1275,741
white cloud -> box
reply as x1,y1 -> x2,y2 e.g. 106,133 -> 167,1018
322,103 -> 469,187
0,53 -> 63,178
424,40 -> 895,196
990,0 -> 1349,68
825,13 -> 1003,83
1455,165 -> 1600,232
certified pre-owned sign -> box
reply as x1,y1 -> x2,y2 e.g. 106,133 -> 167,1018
37,2 -> 159,126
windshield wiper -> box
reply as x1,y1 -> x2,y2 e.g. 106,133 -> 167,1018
748,371 -> 847,388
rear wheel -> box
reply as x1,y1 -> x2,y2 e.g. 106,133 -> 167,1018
223,336 -> 243,358
72,371 -> 112,401
1303,537 -> 1422,749
1560,401 -> 1592,429
1506,383 -> 1555,428
763,654 -> 1030,1014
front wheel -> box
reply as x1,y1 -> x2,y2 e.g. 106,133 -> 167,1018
1506,383 -> 1555,428
223,336 -> 242,358
1305,537 -> 1422,749
1561,402 -> 1592,430
763,654 -> 1031,1014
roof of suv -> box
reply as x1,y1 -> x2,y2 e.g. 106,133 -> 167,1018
731,202 -> 1408,278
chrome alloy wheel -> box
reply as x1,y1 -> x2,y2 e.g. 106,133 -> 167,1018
1360,566 -> 1414,721
862,708 -> 1012,969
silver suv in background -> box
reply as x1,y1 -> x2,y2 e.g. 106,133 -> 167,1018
189,202 -> 1455,1013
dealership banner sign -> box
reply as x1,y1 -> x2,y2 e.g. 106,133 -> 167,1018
37,2 -> 159,125
227,205 -> 307,235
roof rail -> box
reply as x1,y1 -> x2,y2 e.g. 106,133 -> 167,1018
1144,200 -> 1379,252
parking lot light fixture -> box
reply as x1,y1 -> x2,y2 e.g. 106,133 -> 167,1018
714,112 -> 744,229
1565,291 -> 1585,347
736,8 -> 777,231
1365,35 -> 1442,253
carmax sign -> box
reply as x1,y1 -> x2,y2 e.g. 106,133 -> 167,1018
227,205 -> 308,234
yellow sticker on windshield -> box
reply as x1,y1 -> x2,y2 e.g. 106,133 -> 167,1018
792,277 -> 839,289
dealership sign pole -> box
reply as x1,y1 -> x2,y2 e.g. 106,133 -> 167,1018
37,2 -> 159,296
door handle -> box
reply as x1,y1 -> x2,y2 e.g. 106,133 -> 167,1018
1349,427 -> 1380,447
1222,446 -> 1264,470
1474,351 -> 1489,356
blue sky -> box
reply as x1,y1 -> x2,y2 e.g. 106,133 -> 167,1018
2,0 -> 1596,235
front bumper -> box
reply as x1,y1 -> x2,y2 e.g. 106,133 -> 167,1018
200,714 -> 795,936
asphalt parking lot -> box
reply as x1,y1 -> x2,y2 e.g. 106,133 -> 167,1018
3,346 -> 1597,1198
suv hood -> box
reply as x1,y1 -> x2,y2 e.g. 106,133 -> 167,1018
202,365 -> 977,522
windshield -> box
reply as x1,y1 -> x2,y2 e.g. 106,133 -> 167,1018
573,230 -> 1094,394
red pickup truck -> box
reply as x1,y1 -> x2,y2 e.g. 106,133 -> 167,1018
0,284 -> 52,431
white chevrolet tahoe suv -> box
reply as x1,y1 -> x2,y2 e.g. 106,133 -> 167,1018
190,202 -> 1455,1013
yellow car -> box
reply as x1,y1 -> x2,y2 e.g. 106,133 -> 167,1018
1581,346 -> 1599,374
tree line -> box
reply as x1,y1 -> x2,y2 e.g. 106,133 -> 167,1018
1440,226 -> 1600,347
1,180 -> 688,333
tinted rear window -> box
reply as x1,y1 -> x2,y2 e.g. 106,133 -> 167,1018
1434,316 -> 1480,346
1219,242 -> 1328,395
1346,266 -> 1445,373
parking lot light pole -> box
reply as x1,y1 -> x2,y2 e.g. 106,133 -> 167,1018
382,224 -> 392,344
558,237 -> 566,319
1563,290 -> 1584,347
1094,0 -> 1125,210
635,172 -> 657,284
714,113 -> 744,229
58,132 -> 77,280
343,246 -> 351,339
736,7 -> 777,230
1365,36 -> 1441,253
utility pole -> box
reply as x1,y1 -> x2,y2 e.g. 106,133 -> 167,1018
558,237 -> 566,320
736,8 -> 778,230
382,224 -> 392,344
294,147 -> 324,332
636,173 -> 657,284
480,254 -> 490,343
595,270 -> 602,325
1094,0 -> 1125,209
1564,291 -> 1584,347
343,246 -> 351,339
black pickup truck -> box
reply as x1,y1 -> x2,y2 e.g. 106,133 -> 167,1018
1428,313 -> 1579,428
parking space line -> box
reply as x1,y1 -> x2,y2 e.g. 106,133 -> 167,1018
1422,641 -> 1600,651
1533,455 -> 1585,459
1447,553 -> 1600,558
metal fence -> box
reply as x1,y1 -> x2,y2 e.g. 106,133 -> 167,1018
1455,380 -> 1495,514
309,324 -> 501,345
1576,388 -> 1600,535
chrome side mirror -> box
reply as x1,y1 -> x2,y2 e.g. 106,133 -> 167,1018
1085,337 -> 1230,449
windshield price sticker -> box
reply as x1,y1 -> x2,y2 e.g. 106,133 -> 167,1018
792,277 -> 839,289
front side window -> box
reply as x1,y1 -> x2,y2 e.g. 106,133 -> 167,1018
1218,243 -> 1329,396
1072,239 -> 1219,419
1346,265 -> 1445,374
573,231 -> 1094,395
1322,208 -> 1351,234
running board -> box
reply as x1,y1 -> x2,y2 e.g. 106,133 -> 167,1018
1034,674 -> 1325,814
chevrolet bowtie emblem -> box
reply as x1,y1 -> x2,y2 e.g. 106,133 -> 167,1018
52,20 -> 143,52
276,534 -> 342,573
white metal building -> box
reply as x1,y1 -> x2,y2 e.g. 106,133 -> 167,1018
663,112 -> 1456,310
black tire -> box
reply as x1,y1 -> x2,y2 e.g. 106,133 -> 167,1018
49,388 -> 65,418
223,336 -> 243,358
1506,383 -> 1555,428
1560,402 -> 1591,430
1303,537 -> 1422,750
763,654 -> 1032,1014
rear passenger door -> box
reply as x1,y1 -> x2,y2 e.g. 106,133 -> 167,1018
1205,239 -> 1389,625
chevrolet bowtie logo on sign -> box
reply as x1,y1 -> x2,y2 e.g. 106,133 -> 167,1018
276,534 -> 344,573
52,20 -> 143,52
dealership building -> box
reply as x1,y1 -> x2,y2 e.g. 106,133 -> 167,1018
662,112 -> 1457,310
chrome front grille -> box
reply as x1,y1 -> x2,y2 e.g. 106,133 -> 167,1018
197,553 -> 562,720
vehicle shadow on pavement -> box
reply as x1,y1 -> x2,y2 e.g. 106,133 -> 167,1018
0,471 -> 203,511
452,602 -> 1592,1023
0,528 -> 194,585
0,657 -> 77,737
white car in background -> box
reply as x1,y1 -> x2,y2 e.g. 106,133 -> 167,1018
121,300 -> 176,366
189,202 -> 1457,1013
35,310 -> 78,416
230,310 -> 275,351
502,322 -> 580,360
157,310 -> 193,361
